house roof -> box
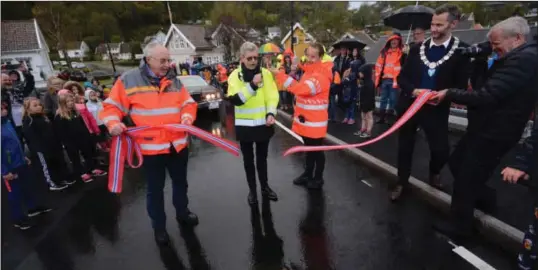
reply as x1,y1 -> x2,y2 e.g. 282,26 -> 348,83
65,41 -> 82,50
174,24 -> 214,49
365,26 -> 538,63
1,19 -> 42,53
280,23 -> 316,45
268,27 -> 281,34
95,43 -> 122,54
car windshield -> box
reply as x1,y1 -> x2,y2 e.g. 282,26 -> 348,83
178,76 -> 208,88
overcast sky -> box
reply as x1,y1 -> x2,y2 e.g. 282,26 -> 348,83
348,1 -> 372,10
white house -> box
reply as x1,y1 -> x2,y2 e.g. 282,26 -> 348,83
1,19 -> 54,88
163,24 -> 228,65
267,26 -> 281,39
141,30 -> 167,50
58,41 -> 90,60
95,42 -> 132,60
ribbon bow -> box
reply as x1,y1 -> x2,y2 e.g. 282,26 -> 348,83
109,124 -> 240,193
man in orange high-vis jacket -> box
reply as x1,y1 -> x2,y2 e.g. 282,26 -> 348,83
100,43 -> 198,246
272,43 -> 333,190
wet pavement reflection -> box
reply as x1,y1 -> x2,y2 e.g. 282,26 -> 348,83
4,109 -> 517,270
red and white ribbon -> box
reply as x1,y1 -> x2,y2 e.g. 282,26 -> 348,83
108,124 -> 240,193
283,91 -> 436,156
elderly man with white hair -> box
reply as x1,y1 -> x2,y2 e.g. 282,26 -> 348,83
430,16 -> 538,242
100,42 -> 198,246
226,42 -> 280,205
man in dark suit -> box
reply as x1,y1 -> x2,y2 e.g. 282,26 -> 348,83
390,4 -> 470,201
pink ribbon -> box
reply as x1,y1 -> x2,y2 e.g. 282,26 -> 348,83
283,91 -> 436,156
109,124 -> 240,193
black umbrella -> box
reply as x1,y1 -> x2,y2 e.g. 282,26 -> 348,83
332,38 -> 366,51
383,5 -> 434,31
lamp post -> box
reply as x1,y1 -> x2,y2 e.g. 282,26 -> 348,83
104,28 -> 117,74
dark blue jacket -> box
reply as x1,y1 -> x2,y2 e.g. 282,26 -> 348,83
342,60 -> 362,102
1,118 -> 26,176
510,110 -> 537,175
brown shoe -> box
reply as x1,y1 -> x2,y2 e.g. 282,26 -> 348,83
390,185 -> 404,202
429,174 -> 443,189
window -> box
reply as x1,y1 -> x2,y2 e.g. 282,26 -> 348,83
305,36 -> 312,43
212,56 -> 218,63
291,37 -> 298,45
179,39 -> 186,49
205,56 -> 211,64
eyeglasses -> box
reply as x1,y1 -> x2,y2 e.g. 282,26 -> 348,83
150,57 -> 173,65
246,56 -> 258,62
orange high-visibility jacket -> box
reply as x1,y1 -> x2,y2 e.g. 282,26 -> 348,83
276,61 -> 333,139
99,64 -> 197,155
374,34 -> 404,89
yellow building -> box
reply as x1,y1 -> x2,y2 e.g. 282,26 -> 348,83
281,23 -> 316,59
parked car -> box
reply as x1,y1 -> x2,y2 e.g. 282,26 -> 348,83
69,70 -> 87,82
71,62 -> 86,69
177,75 -> 222,112
89,70 -> 112,80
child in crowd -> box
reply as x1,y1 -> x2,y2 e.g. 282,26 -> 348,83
2,101 -> 52,230
54,93 -> 106,183
43,76 -> 66,121
22,97 -> 72,190
85,89 -> 110,151
354,63 -> 375,138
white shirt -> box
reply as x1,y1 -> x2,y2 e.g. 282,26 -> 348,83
430,35 -> 452,49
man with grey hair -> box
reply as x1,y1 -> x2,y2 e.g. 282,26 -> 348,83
226,41 -> 280,205
430,16 -> 538,242
101,42 -> 199,246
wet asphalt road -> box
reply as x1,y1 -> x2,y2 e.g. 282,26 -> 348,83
5,109 -> 518,270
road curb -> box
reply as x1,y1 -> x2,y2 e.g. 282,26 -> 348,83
277,109 -> 524,252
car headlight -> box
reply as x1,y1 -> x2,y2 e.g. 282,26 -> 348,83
205,93 -> 221,100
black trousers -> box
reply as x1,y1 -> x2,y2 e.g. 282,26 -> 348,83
240,140 -> 270,191
397,103 -> 450,186
302,136 -> 325,179
66,143 -> 97,176
34,152 -> 68,186
448,134 -> 516,232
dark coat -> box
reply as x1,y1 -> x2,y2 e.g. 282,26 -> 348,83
22,114 -> 63,157
510,109 -> 537,175
446,42 -> 538,142
53,110 -> 93,150
397,37 -> 470,111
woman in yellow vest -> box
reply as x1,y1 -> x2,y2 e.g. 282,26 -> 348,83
226,42 -> 280,205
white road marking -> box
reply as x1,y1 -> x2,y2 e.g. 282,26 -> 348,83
361,179 -> 373,188
450,244 -> 496,270
275,120 -> 304,144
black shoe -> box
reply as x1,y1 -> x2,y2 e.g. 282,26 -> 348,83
176,212 -> 199,227
432,220 -> 473,244
390,185 -> 404,202
248,191 -> 258,205
261,187 -> 278,201
429,174 -> 443,189
27,207 -> 52,217
13,219 -> 32,230
293,174 -> 311,186
154,230 -> 171,246
307,178 -> 323,190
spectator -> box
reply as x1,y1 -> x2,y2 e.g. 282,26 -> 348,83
54,93 -> 106,184
42,76 -> 65,121
85,89 -> 110,151
2,101 -> 52,230
374,34 -> 407,124
355,64 -> 376,138
22,97 -> 70,191
1,73 -> 27,142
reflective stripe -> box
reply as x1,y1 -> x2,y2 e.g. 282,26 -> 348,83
393,66 -> 401,71
235,107 -> 265,114
104,98 -> 128,114
125,86 -> 159,95
294,117 -> 328,127
235,118 -> 266,126
182,98 -> 196,107
130,107 -> 180,116
238,92 -> 247,103
102,115 -> 121,124
246,83 -> 256,96
304,80 -> 317,96
283,76 -> 294,89
139,138 -> 187,151
266,107 -> 277,115
296,103 -> 329,110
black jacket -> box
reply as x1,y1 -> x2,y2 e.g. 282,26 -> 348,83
510,109 -> 537,175
53,110 -> 92,150
397,37 -> 470,110
22,114 -> 63,157
446,42 -> 538,141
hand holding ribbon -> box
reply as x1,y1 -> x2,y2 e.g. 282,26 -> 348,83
283,91 -> 436,156
108,124 -> 240,193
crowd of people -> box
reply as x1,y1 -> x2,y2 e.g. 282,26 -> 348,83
2,68 -> 108,232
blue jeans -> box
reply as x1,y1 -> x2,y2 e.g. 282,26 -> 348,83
142,147 -> 189,231
4,165 -> 36,222
379,79 -> 398,111
329,95 -> 337,120
345,103 -> 356,120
